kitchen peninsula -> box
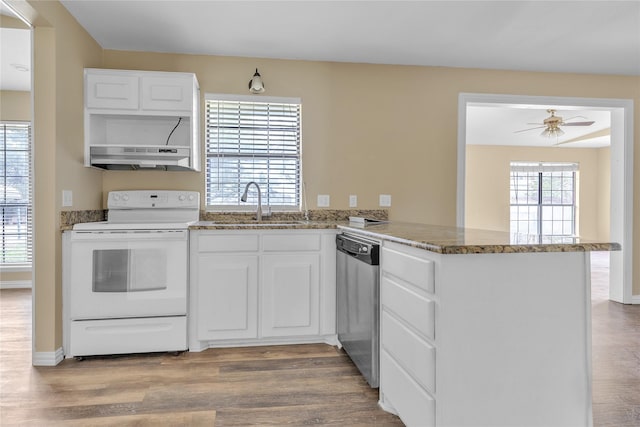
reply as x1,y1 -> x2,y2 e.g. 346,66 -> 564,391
337,221 -> 619,427
63,210 -> 618,427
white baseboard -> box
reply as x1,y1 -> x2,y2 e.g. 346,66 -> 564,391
32,347 -> 64,366
0,280 -> 32,289
631,295 -> 640,304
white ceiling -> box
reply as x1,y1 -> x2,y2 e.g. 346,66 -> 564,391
58,0 -> 640,76
2,1 -> 628,147
466,104 -> 611,148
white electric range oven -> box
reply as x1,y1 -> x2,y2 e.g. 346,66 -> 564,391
64,190 -> 199,358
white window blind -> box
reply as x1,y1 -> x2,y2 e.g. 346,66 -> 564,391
1,122 -> 33,265
205,94 -> 301,210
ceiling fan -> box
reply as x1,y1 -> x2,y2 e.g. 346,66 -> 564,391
515,109 -> 595,138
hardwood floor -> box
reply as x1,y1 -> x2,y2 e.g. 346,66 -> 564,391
0,289 -> 401,426
1,257 -> 639,426
590,253 -> 640,426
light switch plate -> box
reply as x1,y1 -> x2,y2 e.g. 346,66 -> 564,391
317,194 -> 330,207
379,194 -> 391,207
62,190 -> 73,207
349,195 -> 357,208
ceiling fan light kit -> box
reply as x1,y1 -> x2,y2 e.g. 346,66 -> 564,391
515,108 -> 595,139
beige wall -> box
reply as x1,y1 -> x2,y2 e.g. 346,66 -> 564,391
1,90 -> 30,121
465,145 -> 611,241
21,0 -> 640,353
21,0 -> 103,353
597,147 -> 611,240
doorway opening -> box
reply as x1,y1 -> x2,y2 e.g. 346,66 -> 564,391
457,93 -> 634,303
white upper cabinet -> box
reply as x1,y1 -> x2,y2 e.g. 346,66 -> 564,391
84,68 -> 201,171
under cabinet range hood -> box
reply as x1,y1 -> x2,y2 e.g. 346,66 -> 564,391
89,146 -> 192,171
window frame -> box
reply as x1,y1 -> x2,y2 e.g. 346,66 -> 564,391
1,121 -> 33,269
204,93 -> 302,212
509,162 -> 578,242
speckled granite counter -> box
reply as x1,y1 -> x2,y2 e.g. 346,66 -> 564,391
339,222 -> 620,254
60,209 -> 619,254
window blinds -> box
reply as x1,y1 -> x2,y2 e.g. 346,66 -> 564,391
205,95 -> 301,209
1,123 -> 33,265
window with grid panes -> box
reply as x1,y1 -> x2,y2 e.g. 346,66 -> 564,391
510,162 -> 577,242
205,94 -> 301,210
1,122 -> 33,266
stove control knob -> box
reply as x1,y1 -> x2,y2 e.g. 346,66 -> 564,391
188,194 -> 195,201
122,194 -> 129,201
113,194 -> 120,201
179,194 -> 186,201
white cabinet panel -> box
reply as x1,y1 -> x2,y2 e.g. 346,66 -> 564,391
198,234 -> 260,252
141,76 -> 193,111
382,246 -> 435,293
382,310 -> 436,394
86,73 -> 139,110
381,349 -> 436,427
196,254 -> 258,340
382,275 -> 435,341
263,234 -> 321,251
261,254 -> 320,337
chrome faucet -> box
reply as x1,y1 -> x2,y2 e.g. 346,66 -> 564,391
241,181 -> 264,221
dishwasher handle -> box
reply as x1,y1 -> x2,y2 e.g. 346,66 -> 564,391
336,234 -> 380,265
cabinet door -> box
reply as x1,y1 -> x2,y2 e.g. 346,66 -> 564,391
197,254 -> 258,341
141,76 -> 193,111
261,254 -> 320,337
86,73 -> 139,110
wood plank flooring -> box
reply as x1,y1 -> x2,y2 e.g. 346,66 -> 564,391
1,255 -> 639,426
0,289 -> 401,426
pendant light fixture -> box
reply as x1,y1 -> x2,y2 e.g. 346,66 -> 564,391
248,68 -> 265,94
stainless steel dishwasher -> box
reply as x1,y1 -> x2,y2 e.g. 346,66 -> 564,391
336,233 -> 380,388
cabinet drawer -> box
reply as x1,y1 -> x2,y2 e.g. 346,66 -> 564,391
263,234 -> 321,252
382,247 -> 434,293
382,276 -> 435,341
382,310 -> 436,394
198,234 -> 259,252
381,349 -> 435,427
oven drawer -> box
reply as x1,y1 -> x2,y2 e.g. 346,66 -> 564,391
68,316 -> 187,357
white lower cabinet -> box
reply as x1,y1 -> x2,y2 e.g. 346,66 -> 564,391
189,229 -> 336,350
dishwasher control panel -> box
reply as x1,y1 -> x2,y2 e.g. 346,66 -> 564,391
336,233 -> 380,265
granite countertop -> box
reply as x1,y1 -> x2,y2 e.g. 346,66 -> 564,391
60,209 -> 619,254
338,222 -> 621,254
189,220 -> 337,230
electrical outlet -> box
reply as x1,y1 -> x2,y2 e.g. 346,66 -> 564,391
379,194 -> 391,207
317,194 -> 330,207
62,190 -> 73,207
349,195 -> 357,208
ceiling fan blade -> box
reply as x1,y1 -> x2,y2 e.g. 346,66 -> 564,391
554,127 -> 611,145
514,126 -> 546,133
563,115 -> 588,122
562,121 -> 595,127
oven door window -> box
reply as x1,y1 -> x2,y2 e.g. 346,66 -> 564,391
92,248 -> 167,292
